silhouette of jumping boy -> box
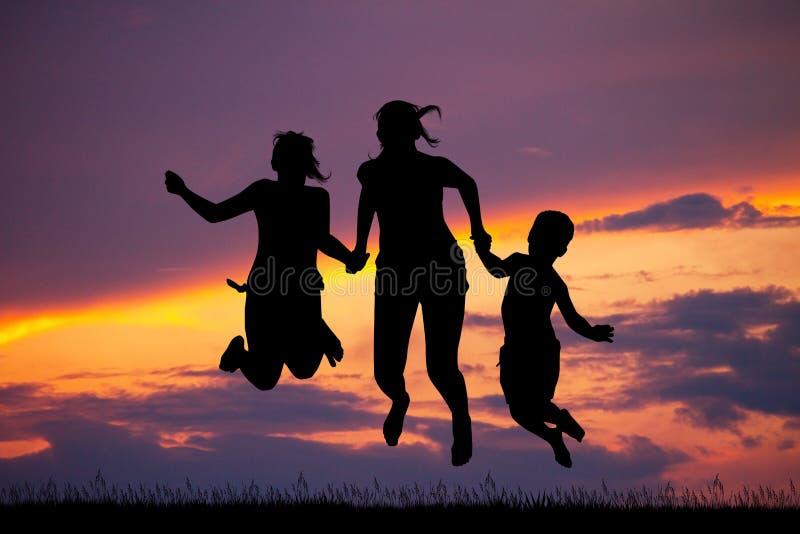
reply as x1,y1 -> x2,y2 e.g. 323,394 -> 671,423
165,132 -> 367,390
475,210 -> 614,468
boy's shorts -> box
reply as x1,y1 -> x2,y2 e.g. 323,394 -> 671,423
498,339 -> 561,406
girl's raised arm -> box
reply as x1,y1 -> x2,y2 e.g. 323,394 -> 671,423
165,170 -> 259,223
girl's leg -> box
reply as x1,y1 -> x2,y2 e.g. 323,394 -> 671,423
283,292 -> 326,380
374,291 -> 418,446
219,335 -> 284,391
420,291 -> 472,466
234,294 -> 284,391
239,341 -> 284,390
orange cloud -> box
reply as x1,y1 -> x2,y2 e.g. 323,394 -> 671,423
0,438 -> 51,459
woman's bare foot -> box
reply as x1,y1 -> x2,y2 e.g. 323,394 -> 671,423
383,392 -> 410,446
451,415 -> 472,466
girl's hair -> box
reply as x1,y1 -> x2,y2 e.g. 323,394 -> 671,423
272,131 -> 330,182
374,100 -> 442,148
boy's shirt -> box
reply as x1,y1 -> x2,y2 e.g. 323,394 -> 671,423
498,253 -> 566,347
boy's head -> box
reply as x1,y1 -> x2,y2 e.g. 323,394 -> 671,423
528,210 -> 574,258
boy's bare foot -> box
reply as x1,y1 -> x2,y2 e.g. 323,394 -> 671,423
451,415 -> 472,466
383,392 -> 410,446
548,429 -> 572,468
325,343 -> 344,368
219,336 -> 244,373
558,409 -> 585,442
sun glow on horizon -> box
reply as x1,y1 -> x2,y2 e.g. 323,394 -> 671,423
1,192 -> 799,490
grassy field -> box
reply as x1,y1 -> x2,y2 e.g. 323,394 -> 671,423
1,473 -> 797,522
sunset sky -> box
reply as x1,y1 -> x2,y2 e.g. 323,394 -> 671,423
2,1 -> 799,491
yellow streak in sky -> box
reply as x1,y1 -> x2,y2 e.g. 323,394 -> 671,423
268,428 -> 443,452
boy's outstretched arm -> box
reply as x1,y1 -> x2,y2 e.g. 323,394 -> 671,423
475,244 -> 513,279
555,281 -> 614,342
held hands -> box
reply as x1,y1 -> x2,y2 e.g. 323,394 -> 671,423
165,170 -> 187,195
346,249 -> 370,274
590,324 -> 615,343
470,229 -> 492,255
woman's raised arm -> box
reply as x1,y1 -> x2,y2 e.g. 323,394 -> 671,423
354,163 -> 377,256
437,158 -> 491,245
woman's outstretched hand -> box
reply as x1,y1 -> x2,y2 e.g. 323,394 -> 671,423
346,249 -> 370,274
165,170 -> 187,195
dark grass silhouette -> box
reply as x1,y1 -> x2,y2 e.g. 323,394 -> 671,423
2,473 -> 797,521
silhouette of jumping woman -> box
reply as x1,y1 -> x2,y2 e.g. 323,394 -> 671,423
475,211 -> 614,468
350,101 -> 491,466
165,131 -> 362,390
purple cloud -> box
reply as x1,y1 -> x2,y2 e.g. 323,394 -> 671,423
463,312 -> 502,329
573,286 -> 799,429
0,379 -> 688,490
577,194 -> 800,233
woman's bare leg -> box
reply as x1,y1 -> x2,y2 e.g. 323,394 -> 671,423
374,292 -> 417,446
421,292 -> 472,466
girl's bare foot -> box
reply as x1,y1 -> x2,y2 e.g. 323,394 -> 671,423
324,343 -> 344,368
219,336 -> 244,373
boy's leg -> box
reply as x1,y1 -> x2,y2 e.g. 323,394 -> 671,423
539,402 -> 584,442
538,340 -> 585,442
501,346 -> 572,467
509,403 -> 572,468
374,291 -> 417,446
421,291 -> 471,466
554,408 -> 585,442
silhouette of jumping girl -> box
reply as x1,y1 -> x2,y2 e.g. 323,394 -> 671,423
165,131 -> 360,390
350,101 -> 491,466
